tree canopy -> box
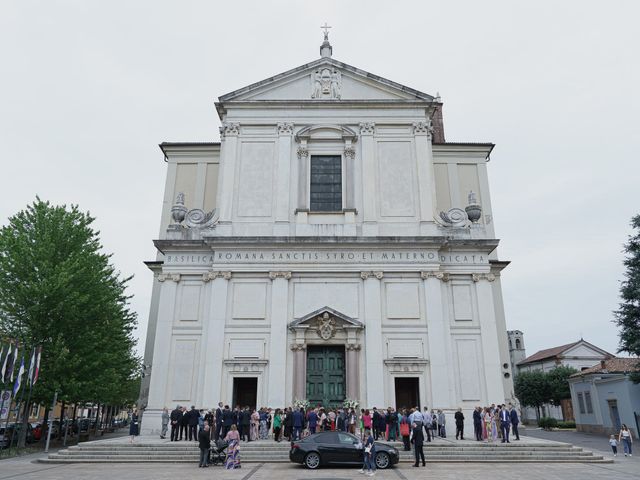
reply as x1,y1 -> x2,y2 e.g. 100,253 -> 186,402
0,198 -> 140,406
614,214 -> 640,383
514,366 -> 578,416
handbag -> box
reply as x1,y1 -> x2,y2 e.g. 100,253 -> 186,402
400,422 -> 410,436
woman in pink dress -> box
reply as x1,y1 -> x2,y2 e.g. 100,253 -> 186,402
224,425 -> 241,469
250,409 -> 259,441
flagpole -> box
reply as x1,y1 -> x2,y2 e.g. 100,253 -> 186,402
17,373 -> 34,448
10,360 -> 26,448
44,391 -> 57,453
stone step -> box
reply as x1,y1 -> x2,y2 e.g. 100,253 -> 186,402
40,456 -> 612,464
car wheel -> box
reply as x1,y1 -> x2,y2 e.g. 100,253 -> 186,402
375,452 -> 390,469
304,452 -> 321,469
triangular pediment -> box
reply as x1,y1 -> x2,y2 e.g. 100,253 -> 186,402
562,340 -> 613,359
289,306 -> 364,329
219,58 -> 434,103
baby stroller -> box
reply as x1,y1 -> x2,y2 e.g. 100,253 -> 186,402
209,439 -> 228,466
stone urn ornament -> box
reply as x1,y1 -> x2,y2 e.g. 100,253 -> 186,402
171,192 -> 187,225
465,191 -> 482,223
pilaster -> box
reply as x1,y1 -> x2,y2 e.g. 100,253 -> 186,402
202,271 -> 232,407
268,271 -> 291,406
362,270 -> 384,407
275,123 -> 293,233
474,273 -> 507,403
359,123 -> 378,235
145,274 -> 180,418
217,122 -> 240,228
414,121 -> 436,233
290,343 -> 307,401
346,343 -> 361,400
421,271 -> 454,409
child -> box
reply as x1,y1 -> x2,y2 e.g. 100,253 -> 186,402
609,435 -> 618,457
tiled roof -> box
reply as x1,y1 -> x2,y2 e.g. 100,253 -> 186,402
571,357 -> 640,376
517,341 -> 581,365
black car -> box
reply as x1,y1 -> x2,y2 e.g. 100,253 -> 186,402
289,431 -> 399,469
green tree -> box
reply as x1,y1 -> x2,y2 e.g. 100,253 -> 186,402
0,199 -> 139,443
513,370 -> 550,420
615,214 -> 640,383
547,365 -> 578,406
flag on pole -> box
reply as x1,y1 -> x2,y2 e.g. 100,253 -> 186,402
0,343 -> 7,378
27,347 -> 36,384
32,346 -> 42,385
7,344 -> 17,382
1,343 -> 13,383
12,356 -> 25,396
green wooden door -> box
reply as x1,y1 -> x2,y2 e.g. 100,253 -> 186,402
306,346 -> 345,407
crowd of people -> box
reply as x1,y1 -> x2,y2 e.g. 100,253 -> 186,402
156,401 -> 522,468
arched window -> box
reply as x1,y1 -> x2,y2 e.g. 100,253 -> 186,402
515,338 -> 521,349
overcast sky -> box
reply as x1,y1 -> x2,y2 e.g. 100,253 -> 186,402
1,1 -> 638,360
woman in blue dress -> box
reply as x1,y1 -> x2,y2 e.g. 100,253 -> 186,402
129,409 -> 139,444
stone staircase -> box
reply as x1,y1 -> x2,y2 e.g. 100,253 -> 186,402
40,438 -> 612,464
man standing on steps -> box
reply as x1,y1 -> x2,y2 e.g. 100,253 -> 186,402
508,404 -> 520,441
473,406 -> 483,441
500,405 -> 511,443
170,405 -> 181,442
411,422 -> 426,467
422,407 -> 431,442
222,405 -> 233,439
161,407 -> 170,439
180,406 -> 189,440
188,405 -> 199,441
215,402 -> 224,440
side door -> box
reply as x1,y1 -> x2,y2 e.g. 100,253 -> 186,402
336,432 -> 364,464
314,432 -> 343,464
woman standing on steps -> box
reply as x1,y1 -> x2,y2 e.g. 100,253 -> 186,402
224,424 -> 241,469
129,409 -> 139,444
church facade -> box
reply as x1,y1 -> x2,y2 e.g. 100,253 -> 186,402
139,35 -> 514,434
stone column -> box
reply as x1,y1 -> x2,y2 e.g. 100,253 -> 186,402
297,143 -> 309,211
275,123 -> 293,234
362,271 -> 384,407
217,122 -> 240,228
201,271 -> 232,408
346,344 -> 361,400
268,271 -> 291,407
414,121 -> 436,234
474,273 -> 507,402
344,143 -> 356,210
142,273 -> 180,435
359,123 -> 377,235
422,271 -> 454,409
291,344 -> 307,401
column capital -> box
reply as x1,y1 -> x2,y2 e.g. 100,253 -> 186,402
344,146 -> 356,160
413,120 -> 433,140
202,271 -> 232,282
420,271 -> 450,282
361,271 -> 384,280
158,273 -> 181,283
277,122 -> 294,135
472,273 -> 496,282
269,271 -> 292,280
290,343 -> 307,351
297,146 -> 309,159
359,122 -> 375,135
346,343 -> 361,351
219,122 -> 240,138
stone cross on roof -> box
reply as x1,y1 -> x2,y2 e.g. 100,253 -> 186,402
320,22 -> 332,39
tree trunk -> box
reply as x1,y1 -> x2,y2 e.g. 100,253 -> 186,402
58,401 -> 66,439
71,404 -> 78,441
42,406 -> 50,443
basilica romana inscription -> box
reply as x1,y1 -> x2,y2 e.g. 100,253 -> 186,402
163,250 -> 489,265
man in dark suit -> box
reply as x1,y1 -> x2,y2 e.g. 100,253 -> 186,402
188,405 -> 199,441
292,408 -> 304,441
372,408 -> 380,440
411,423 -> 425,467
473,407 -> 483,441
500,404 -> 511,443
240,407 -> 251,441
509,404 -> 520,441
215,402 -> 223,440
222,405 -> 233,438
170,405 -> 182,442
179,406 -> 189,440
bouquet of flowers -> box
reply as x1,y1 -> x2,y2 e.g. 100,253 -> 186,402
343,398 -> 359,410
292,398 -> 310,410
